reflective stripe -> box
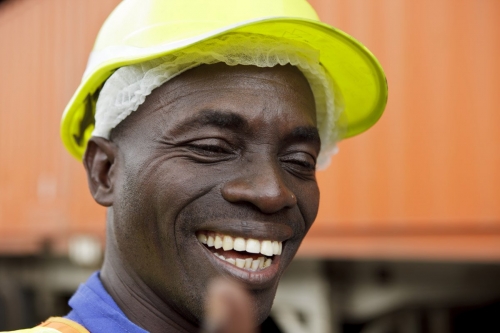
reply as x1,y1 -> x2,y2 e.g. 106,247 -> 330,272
3,328 -> 60,333
38,317 -> 89,333
2,317 -> 90,333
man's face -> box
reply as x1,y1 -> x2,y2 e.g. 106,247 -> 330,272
109,63 -> 320,324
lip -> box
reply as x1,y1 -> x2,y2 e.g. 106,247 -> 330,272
192,220 -> 295,287
199,240 -> 283,289
195,220 -> 295,242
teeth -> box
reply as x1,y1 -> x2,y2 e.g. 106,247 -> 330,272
207,235 -> 214,247
235,258 -> 246,268
222,235 -> 234,251
246,238 -> 261,253
214,235 -> 223,249
197,234 -> 207,244
251,259 -> 260,270
261,240 -> 273,256
233,237 -> 246,251
264,258 -> 272,268
212,252 -> 273,271
272,241 -> 280,255
197,232 -> 283,256
214,253 -> 225,260
245,258 -> 253,269
258,257 -> 265,269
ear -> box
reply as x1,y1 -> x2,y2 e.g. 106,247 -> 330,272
83,137 -> 119,207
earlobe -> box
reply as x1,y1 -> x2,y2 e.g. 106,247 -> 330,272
83,137 -> 118,207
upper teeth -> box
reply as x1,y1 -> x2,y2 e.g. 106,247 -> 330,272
197,233 -> 282,256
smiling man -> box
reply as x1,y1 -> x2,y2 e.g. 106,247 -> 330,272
13,0 -> 387,332
86,63 -> 321,332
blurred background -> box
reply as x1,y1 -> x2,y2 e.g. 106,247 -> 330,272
0,0 -> 499,332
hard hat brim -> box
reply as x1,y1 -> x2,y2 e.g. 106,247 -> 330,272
61,17 -> 388,160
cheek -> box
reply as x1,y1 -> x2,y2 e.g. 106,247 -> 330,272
297,182 -> 320,230
115,155 -> 228,242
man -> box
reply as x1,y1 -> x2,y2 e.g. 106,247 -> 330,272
11,0 -> 387,332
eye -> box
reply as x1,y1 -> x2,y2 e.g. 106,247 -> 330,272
280,151 -> 317,174
189,143 -> 228,154
186,138 -> 235,158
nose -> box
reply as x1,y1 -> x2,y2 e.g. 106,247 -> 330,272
221,161 -> 297,214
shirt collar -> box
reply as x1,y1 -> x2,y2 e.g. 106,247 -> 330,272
65,271 -> 149,333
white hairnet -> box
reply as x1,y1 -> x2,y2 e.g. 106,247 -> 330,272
93,33 -> 343,168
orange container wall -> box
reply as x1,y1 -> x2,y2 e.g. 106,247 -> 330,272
302,0 -> 500,260
0,0 -> 121,254
0,0 -> 499,260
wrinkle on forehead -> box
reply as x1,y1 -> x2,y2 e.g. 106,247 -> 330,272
111,63 -> 316,142
149,63 -> 313,112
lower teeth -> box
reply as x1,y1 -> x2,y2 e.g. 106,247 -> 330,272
214,253 -> 272,270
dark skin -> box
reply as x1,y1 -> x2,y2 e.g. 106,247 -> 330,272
83,63 -> 320,332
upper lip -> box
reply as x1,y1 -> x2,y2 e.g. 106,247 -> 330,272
195,220 -> 295,242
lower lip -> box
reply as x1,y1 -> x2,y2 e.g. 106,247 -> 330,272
200,242 -> 282,289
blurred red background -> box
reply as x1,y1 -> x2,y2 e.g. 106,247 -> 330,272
0,0 -> 499,261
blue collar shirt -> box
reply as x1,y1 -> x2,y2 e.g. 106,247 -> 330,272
65,272 -> 148,333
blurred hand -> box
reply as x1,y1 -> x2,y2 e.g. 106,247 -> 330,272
202,278 -> 256,333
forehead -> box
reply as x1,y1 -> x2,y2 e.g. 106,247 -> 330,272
111,63 -> 317,139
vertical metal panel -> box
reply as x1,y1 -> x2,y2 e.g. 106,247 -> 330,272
308,0 -> 500,226
0,0 -> 121,254
303,0 -> 500,259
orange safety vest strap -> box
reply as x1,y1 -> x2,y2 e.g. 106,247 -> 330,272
37,317 -> 89,333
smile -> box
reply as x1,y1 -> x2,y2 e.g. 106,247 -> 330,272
197,231 -> 282,271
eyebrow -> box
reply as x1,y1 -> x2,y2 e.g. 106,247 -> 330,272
172,109 -> 248,133
284,126 -> 321,147
171,109 -> 320,146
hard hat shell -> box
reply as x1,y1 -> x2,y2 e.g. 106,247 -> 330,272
61,0 -> 388,160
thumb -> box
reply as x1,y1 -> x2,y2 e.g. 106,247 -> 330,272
202,278 -> 256,333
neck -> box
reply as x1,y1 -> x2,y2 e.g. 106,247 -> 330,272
100,209 -> 199,333
100,256 -> 199,333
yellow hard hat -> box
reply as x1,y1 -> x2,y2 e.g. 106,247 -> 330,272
61,0 -> 388,160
